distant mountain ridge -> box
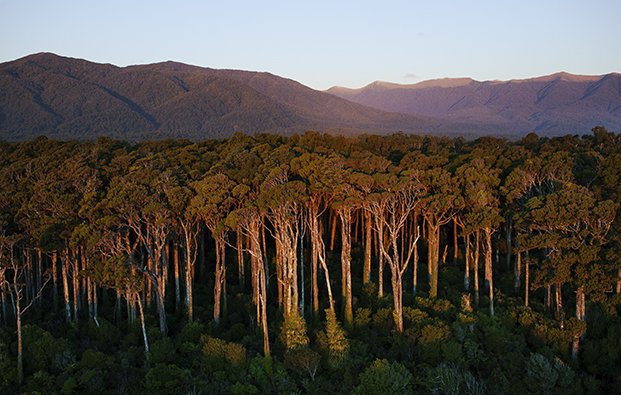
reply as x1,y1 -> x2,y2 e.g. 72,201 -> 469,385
1,53 -> 618,141
0,53 -> 437,141
327,72 -> 621,135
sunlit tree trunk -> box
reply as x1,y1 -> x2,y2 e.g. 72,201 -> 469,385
62,247 -> 72,323
237,227 -> 245,289
364,211 -> 372,284
453,218 -> 459,265
427,220 -> 441,298
338,208 -> 353,328
464,233 -> 470,291
214,235 -> 226,324
572,285 -> 586,361
136,294 -> 150,360
474,230 -> 480,307
173,242 -> 180,313
484,226 -> 494,316
52,251 -> 58,310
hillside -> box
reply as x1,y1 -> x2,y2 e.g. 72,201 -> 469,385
0,53 -> 435,141
327,72 -> 621,136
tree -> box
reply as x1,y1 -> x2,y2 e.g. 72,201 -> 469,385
367,171 -> 421,332
0,234 -> 50,385
191,173 -> 237,324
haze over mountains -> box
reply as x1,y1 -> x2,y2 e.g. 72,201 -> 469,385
0,53 -> 619,141
327,72 -> 621,136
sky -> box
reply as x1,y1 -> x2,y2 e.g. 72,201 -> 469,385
1,0 -> 620,90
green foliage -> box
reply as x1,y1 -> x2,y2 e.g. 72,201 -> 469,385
525,353 -> 575,394
425,363 -> 485,395
351,359 -> 413,395
22,325 -> 75,375
201,335 -> 247,368
317,309 -> 349,368
145,363 -> 193,394
279,312 -> 310,351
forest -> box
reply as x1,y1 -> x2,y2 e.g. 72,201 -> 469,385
0,128 -> 620,394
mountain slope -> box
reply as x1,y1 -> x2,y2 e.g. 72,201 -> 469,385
327,72 -> 621,135
0,53 -> 435,141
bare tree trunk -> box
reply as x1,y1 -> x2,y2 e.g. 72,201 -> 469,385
556,282 -> 563,328
311,217 -> 319,317
136,295 -> 150,360
572,286 -> 586,361
330,211 -> 337,252
484,227 -> 494,316
87,275 -> 93,318
525,253 -> 530,307
36,248 -> 42,306
378,232 -> 384,297
464,234 -> 470,291
413,233 -> 419,297
364,211 -> 372,284
474,230 -> 480,307
214,236 -> 226,324
173,242 -> 180,313
72,248 -> 79,324
15,285 -> 23,385
339,208 -> 353,328
52,251 -> 58,310
62,248 -> 72,323
427,221 -> 440,298
453,218 -> 459,265
506,217 -> 512,271
185,250 -> 193,321
237,227 -> 245,289
515,251 -> 521,292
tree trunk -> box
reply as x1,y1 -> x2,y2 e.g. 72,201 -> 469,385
525,253 -> 530,307
515,251 -> 521,293
427,221 -> 440,298
15,285 -> 23,385
237,227 -> 245,289
174,243 -> 180,313
464,234 -> 470,291
36,248 -> 43,306
185,245 -> 194,321
556,282 -> 563,328
506,217 -> 512,270
391,269 -> 404,332
572,286 -> 586,361
339,208 -> 353,328
484,227 -> 494,316
62,248 -> 72,323
136,295 -> 150,360
214,236 -> 226,324
330,211 -> 337,252
52,251 -> 58,310
474,230 -> 480,307
364,211 -> 372,284
72,248 -> 79,324
453,218 -> 459,265
413,232 -> 419,297
378,232 -> 384,297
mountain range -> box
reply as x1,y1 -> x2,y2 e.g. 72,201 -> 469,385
0,53 -> 619,141
0,53 -> 437,141
327,72 -> 621,136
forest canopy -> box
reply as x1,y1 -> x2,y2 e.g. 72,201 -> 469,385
1,128 -> 621,394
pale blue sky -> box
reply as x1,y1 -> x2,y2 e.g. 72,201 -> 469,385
1,0 -> 619,90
